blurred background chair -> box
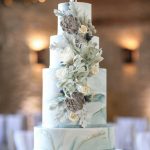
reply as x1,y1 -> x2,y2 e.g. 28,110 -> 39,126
5,114 -> 27,150
0,114 -> 7,150
135,131 -> 150,150
14,131 -> 33,150
0,113 -> 40,150
115,117 -> 149,150
32,113 -> 42,126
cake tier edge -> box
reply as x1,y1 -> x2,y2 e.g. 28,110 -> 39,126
34,125 -> 115,150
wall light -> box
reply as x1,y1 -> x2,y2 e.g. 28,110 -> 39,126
26,33 -> 48,51
26,32 -> 49,65
28,37 -> 48,51
116,29 -> 142,51
118,33 -> 140,63
119,36 -> 140,51
122,48 -> 139,63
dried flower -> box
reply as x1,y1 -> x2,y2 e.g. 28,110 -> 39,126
56,68 -> 67,80
60,15 -> 80,34
68,112 -> 79,122
77,84 -> 91,95
60,47 -> 74,64
79,25 -> 88,34
90,63 -> 99,75
65,92 -> 85,112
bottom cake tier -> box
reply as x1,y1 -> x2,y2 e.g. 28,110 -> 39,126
34,125 -> 115,150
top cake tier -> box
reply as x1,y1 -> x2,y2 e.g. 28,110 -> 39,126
57,2 -> 92,35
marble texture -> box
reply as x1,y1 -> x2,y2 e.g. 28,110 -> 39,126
49,35 -> 100,68
57,2 -> 92,35
42,68 -> 106,128
34,125 -> 115,150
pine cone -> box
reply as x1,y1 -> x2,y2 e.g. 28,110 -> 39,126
60,15 -> 79,34
65,92 -> 85,112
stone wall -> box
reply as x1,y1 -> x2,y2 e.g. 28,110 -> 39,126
97,26 -> 150,121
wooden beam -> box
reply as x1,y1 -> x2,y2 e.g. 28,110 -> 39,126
93,16 -> 150,26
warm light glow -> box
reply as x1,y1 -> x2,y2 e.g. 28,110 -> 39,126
39,0 -> 46,3
29,38 -> 47,51
26,33 -> 49,51
115,29 -> 142,50
29,51 -> 38,64
32,64 -> 44,79
123,64 -> 137,77
119,37 -> 140,50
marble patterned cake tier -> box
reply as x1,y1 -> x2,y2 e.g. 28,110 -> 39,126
34,125 -> 115,150
57,2 -> 92,35
50,35 -> 99,68
42,68 -> 107,128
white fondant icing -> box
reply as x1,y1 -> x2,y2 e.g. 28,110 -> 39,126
50,35 -> 99,68
88,68 -> 107,95
42,68 -> 60,128
34,126 -> 115,150
58,2 -> 92,35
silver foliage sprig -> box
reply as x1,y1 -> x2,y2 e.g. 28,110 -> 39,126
54,9 -> 65,17
69,2 -> 96,35
56,56 -> 89,97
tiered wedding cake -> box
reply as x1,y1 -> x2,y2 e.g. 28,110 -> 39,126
34,0 -> 115,149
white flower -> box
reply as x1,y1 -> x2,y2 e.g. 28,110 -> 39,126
56,68 -> 67,80
90,63 -> 99,75
68,112 -> 79,122
77,84 -> 91,95
60,47 -> 74,64
79,25 -> 88,34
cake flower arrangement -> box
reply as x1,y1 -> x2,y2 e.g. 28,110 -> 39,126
50,1 -> 104,127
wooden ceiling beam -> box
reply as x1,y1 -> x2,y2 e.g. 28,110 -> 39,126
93,15 -> 150,26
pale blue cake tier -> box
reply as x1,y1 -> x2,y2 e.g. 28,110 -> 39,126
34,125 -> 115,150
42,68 -> 107,128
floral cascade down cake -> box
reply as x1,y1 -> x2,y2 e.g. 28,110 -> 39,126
34,0 -> 115,149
